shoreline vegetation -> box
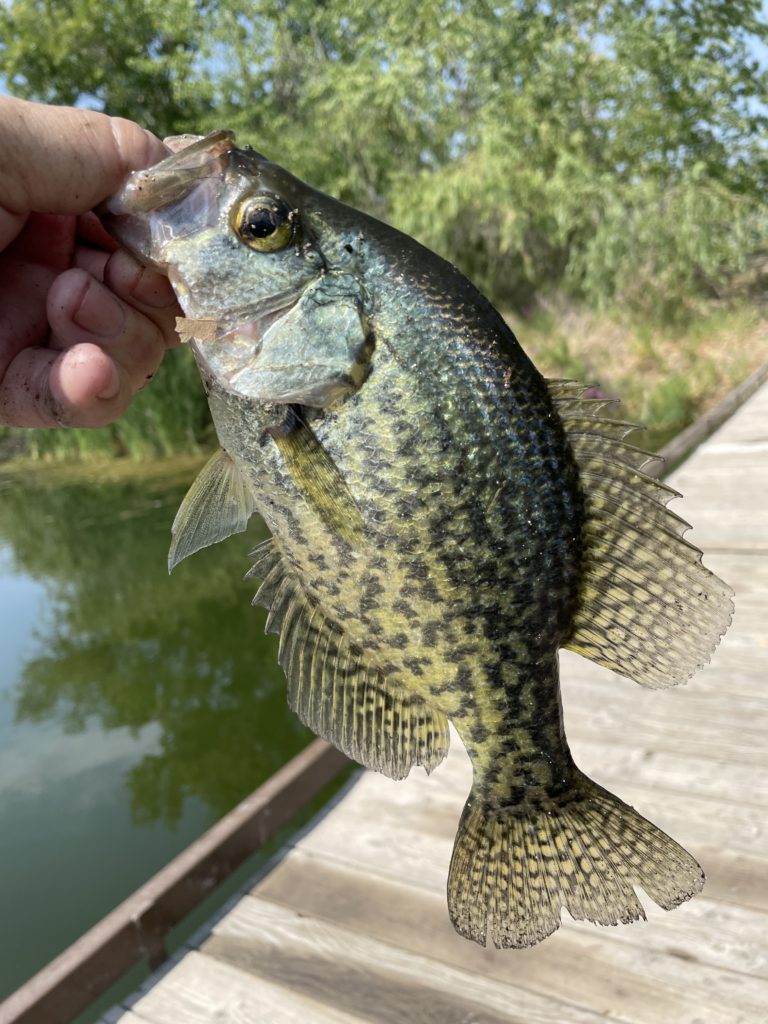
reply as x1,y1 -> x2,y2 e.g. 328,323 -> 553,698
516,300 -> 768,452
1,1 -> 765,465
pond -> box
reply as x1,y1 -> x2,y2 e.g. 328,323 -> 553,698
0,458 -> 315,1004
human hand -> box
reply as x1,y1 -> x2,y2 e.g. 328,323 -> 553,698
0,96 -> 182,428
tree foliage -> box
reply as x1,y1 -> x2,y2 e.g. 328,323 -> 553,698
3,0 -> 765,310
0,0 -> 214,136
1,1 -> 766,454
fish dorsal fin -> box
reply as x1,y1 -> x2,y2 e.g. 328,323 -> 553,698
550,380 -> 734,688
247,540 -> 449,778
168,448 -> 256,571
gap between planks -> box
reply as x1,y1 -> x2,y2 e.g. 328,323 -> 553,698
200,890 -> 766,1024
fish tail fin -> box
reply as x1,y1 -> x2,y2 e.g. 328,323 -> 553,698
447,771 -> 704,948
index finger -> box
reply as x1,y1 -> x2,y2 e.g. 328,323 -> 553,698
0,96 -> 168,244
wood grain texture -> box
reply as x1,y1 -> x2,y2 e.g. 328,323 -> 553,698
246,851 -> 768,1024
204,896 -> 618,1024
112,951 -> 363,1024
100,382 -> 768,1023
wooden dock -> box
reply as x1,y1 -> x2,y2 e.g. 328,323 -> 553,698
102,383 -> 768,1024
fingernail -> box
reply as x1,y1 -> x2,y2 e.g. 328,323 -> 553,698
73,279 -> 126,338
97,363 -> 121,400
131,266 -> 176,308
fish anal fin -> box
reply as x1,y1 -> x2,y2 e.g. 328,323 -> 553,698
549,379 -> 734,688
168,448 -> 256,571
250,542 -> 448,778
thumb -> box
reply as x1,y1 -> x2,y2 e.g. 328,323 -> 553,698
0,96 -> 168,229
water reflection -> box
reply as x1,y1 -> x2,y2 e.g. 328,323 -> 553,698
0,462 -> 317,998
0,463 -> 312,826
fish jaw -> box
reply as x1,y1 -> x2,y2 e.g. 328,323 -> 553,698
100,131 -> 237,271
105,130 -> 236,216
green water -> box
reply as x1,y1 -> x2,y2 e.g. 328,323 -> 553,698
0,461 -> 315,1001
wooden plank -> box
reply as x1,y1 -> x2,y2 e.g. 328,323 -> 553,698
561,651 -> 768,699
671,370 -> 768,448
702,551 -> 768,600
294,798 -> 768,914
668,456 -> 768,503
119,951 -> 362,1024
698,847 -> 768,912
249,850 -> 768,1022
562,681 -> 768,749
310,747 -> 766,857
570,740 -> 768,807
100,1011 -> 148,1024
562,691 -> 768,769
257,848 -> 768,975
564,672 -> 768,733
98,378 -> 768,1024
564,713 -> 766,769
204,896 -> 619,1024
293,765 -> 767,911
665,464 -> 768,550
699,396 -> 768,444
663,382 -> 768,551
688,647 -> 768,682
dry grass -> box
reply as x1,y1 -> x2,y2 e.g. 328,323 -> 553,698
508,302 -> 768,448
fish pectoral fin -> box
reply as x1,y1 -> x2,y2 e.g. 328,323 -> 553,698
168,448 -> 256,571
448,771 -> 703,949
549,379 -> 734,688
247,541 -> 449,779
269,409 -> 364,545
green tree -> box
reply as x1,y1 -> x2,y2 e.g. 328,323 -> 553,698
4,0 -> 765,309
390,1 -> 768,307
1,1 -> 766,456
0,0 -> 214,136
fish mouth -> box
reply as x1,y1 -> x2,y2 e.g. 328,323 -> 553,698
99,130 -> 238,267
103,130 -> 236,216
190,295 -> 299,350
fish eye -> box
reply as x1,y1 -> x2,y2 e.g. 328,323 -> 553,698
231,193 -> 295,252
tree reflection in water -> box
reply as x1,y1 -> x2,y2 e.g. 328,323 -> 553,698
0,464 -> 312,827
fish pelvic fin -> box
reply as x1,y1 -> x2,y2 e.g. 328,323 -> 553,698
549,379 -> 734,688
168,448 -> 256,571
447,771 -> 703,949
247,540 -> 449,779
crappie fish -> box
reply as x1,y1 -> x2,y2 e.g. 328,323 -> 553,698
102,131 -> 733,949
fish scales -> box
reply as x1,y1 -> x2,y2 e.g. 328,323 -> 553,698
103,131 -> 733,949
202,238 -> 581,793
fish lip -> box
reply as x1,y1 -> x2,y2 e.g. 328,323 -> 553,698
99,132 -> 238,269
99,130 -> 237,218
